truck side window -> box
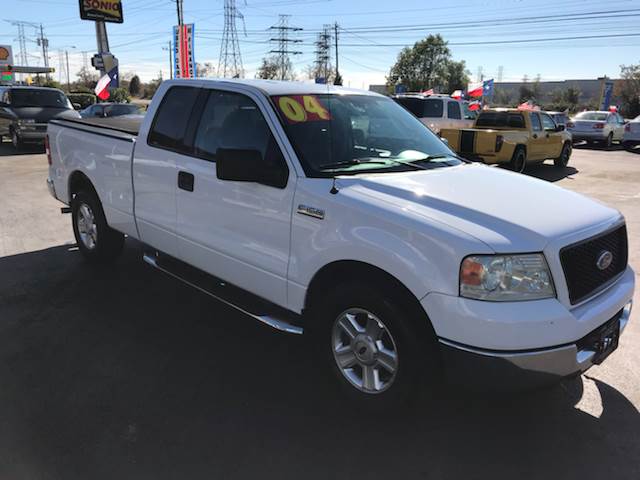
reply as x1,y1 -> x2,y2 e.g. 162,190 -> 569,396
541,113 -> 556,131
194,90 -> 286,173
148,86 -> 200,153
423,99 -> 443,118
447,101 -> 461,120
530,113 -> 542,131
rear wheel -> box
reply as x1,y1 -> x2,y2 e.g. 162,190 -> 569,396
554,142 -> 572,168
72,190 -> 124,264
311,283 -> 441,408
509,147 -> 526,173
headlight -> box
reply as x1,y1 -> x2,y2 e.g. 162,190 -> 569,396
460,254 -> 555,301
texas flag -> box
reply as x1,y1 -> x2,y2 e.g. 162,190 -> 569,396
467,81 -> 484,98
421,88 -> 434,95
94,66 -> 119,100
451,90 -> 464,99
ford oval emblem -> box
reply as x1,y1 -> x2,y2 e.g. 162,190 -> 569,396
596,250 -> 613,271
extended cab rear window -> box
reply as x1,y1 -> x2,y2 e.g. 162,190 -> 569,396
476,112 -> 525,128
394,97 -> 443,118
148,86 -> 200,153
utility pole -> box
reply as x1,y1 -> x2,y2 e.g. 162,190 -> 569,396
219,0 -> 245,78
269,15 -> 302,81
162,41 -> 173,79
37,24 -> 49,80
176,0 -> 184,25
334,22 -> 341,85
65,50 -> 71,90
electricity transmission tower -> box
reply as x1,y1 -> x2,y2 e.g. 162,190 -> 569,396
269,15 -> 302,80
57,49 -> 67,84
11,21 -> 31,67
314,25 -> 332,82
218,0 -> 245,78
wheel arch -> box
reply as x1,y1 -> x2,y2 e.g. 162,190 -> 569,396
68,170 -> 98,202
304,260 -> 434,333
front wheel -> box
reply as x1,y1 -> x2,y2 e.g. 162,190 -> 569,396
311,283 -> 441,408
11,129 -> 23,151
72,190 -> 124,264
554,142 -> 571,168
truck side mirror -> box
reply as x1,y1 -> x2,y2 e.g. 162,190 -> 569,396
556,124 -> 565,132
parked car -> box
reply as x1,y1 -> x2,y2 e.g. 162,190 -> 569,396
567,111 -> 626,147
46,79 -> 634,404
79,102 -> 145,118
440,108 -> 572,172
547,111 -> 569,128
622,114 -> 640,151
0,86 -> 80,150
392,93 -> 475,134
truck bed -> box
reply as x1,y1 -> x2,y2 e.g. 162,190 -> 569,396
51,114 -> 143,136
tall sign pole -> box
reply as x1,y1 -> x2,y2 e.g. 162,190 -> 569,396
95,21 -> 110,77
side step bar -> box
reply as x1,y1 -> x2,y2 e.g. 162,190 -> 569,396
142,251 -> 304,335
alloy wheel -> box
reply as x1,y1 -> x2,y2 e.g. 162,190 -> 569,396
331,308 -> 399,394
76,203 -> 98,250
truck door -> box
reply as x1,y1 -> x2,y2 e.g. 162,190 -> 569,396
175,87 -> 296,308
540,112 -> 563,158
132,84 -> 202,257
528,112 -> 546,160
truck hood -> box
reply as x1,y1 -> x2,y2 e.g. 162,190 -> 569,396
11,106 -> 79,122
340,163 -> 620,252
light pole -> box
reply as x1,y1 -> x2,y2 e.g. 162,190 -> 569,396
62,46 -> 77,91
162,41 -> 173,79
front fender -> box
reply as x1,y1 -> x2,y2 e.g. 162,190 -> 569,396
286,178 -> 492,312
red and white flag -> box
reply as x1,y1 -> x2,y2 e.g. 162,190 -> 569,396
467,81 -> 483,98
94,67 -> 118,100
451,90 -> 463,99
421,88 -> 434,95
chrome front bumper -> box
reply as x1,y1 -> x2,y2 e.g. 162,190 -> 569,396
439,301 -> 632,389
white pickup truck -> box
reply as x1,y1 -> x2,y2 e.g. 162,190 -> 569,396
46,79 -> 634,404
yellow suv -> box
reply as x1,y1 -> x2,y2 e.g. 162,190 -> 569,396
440,109 -> 573,173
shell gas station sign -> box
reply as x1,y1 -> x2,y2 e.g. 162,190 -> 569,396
79,0 -> 124,23
0,46 -> 14,83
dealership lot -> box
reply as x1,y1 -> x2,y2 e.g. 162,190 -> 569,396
0,143 -> 639,479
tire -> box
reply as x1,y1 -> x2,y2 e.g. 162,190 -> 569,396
71,190 -> 124,264
11,128 -> 23,151
604,132 -> 613,149
554,142 -> 571,168
509,147 -> 526,173
309,282 -> 441,409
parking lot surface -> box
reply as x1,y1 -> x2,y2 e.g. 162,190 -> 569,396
0,143 -> 638,479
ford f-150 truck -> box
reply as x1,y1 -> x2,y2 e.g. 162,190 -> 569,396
46,79 -> 634,405
440,109 -> 573,173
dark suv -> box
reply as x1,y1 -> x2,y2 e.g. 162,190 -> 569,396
0,86 -> 80,150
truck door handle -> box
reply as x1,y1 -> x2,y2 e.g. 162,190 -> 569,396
532,134 -> 538,139
545,133 -> 550,138
178,171 -> 194,192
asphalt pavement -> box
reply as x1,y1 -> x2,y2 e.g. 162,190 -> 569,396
0,141 -> 638,480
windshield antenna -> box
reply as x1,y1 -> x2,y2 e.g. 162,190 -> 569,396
330,177 -> 339,194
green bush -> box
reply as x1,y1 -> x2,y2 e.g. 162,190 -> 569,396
67,93 -> 96,109
109,87 -> 131,103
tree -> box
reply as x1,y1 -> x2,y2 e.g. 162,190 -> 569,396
493,89 -> 512,106
142,76 -> 162,99
387,34 -> 453,91
617,62 -> 640,118
196,62 -> 216,78
128,75 -> 141,96
77,66 -> 98,89
564,86 -> 581,108
109,87 -> 131,103
444,60 -> 469,93
256,56 -> 280,80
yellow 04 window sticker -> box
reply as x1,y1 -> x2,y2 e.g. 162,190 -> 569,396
274,95 -> 331,124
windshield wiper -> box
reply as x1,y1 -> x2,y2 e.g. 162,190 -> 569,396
320,158 -> 390,170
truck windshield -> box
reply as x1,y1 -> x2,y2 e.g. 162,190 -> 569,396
10,89 -> 71,109
476,111 -> 525,128
271,94 -> 460,177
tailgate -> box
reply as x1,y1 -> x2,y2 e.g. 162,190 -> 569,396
443,129 -> 505,155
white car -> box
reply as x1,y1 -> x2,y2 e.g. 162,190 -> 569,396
46,79 -> 634,404
567,111 -> 626,147
392,93 -> 476,134
622,114 -> 640,151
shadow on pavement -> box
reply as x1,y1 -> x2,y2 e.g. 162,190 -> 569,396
573,141 -> 625,152
526,163 -> 579,182
0,243 -> 638,479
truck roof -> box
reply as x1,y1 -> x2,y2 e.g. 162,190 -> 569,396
166,78 -> 381,97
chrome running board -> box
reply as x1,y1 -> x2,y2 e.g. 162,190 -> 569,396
142,251 -> 304,335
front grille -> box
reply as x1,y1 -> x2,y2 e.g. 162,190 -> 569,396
560,225 -> 628,304
459,130 -> 475,153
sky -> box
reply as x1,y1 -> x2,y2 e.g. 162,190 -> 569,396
3,0 -> 640,88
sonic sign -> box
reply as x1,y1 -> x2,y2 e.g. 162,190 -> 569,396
79,0 -> 123,23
